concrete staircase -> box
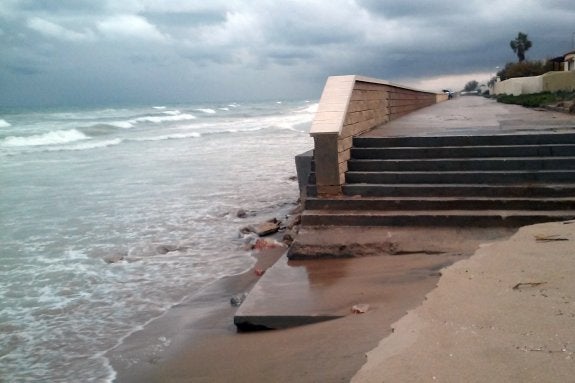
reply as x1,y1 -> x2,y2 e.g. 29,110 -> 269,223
303,133 -> 575,227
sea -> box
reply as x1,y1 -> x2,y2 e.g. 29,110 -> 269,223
0,100 -> 316,382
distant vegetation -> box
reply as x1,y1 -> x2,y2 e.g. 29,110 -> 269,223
496,60 -> 554,81
510,32 -> 532,62
463,80 -> 479,92
497,91 -> 575,111
496,32 -> 554,80
488,32 -> 555,85
490,32 -> 575,113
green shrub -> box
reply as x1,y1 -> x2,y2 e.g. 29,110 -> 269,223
497,60 -> 554,81
496,91 -> 575,107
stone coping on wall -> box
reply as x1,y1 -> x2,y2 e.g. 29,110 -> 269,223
310,75 -> 440,136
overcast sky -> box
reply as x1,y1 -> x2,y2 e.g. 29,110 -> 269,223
2,0 -> 575,107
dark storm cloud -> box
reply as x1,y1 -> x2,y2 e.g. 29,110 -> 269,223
4,63 -> 42,76
1,0 -> 575,107
357,0 -> 473,18
143,10 -> 227,27
17,0 -> 105,14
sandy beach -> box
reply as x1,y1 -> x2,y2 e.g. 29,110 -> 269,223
108,224 -> 516,382
108,219 -> 575,382
353,220 -> 575,382
109,253 -> 461,382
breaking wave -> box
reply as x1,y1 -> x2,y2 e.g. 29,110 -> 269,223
132,113 -> 196,124
300,103 -> 319,113
195,108 -> 216,114
51,139 -> 123,151
134,132 -> 202,141
1,129 -> 89,147
0,118 -> 11,128
108,121 -> 134,129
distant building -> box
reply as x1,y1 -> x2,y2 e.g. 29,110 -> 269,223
550,50 -> 575,71
564,51 -> 575,71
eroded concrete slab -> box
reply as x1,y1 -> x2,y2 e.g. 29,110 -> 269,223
288,226 -> 515,259
234,227 -> 509,330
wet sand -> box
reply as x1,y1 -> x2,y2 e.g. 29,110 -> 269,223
108,225 -> 513,382
110,255 -> 460,382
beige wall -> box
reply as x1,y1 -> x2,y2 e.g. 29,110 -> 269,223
542,71 -> 575,92
494,76 -> 541,96
494,71 -> 575,96
310,75 -> 442,196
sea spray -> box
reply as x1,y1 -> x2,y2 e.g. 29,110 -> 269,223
0,118 -> 11,128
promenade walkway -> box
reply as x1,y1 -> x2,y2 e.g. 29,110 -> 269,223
364,95 -> 575,137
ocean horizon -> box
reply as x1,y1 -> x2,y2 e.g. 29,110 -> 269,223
0,99 -> 316,382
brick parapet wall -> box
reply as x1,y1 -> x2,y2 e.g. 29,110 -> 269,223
310,75 -> 442,196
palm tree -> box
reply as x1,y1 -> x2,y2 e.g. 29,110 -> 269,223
510,32 -> 532,62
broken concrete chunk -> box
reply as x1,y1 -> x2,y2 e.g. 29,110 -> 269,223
351,304 -> 370,314
240,225 -> 254,235
252,238 -> 285,251
156,244 -> 181,254
253,221 -> 280,236
230,293 -> 248,307
103,253 -> 126,264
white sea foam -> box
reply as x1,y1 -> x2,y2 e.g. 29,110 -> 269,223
162,110 -> 181,116
301,103 -> 319,113
228,103 -> 239,108
108,121 -> 134,129
58,139 -> 123,151
0,118 -> 11,128
274,122 -> 298,131
219,107 -> 230,111
195,108 -> 216,114
134,132 -> 201,141
1,129 -> 89,147
152,106 -> 166,110
133,113 -> 196,124
224,127 -> 263,133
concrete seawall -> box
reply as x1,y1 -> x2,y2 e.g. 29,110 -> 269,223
309,75 -> 445,196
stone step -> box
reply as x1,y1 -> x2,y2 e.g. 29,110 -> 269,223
350,144 -> 575,160
345,170 -> 575,184
353,133 -> 575,148
341,183 -> 575,198
301,209 -> 575,227
347,157 -> 575,172
304,196 -> 575,211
